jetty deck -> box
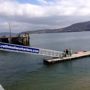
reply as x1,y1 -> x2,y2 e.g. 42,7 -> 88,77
44,51 -> 90,64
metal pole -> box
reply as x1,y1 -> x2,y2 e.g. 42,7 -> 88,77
8,23 -> 12,43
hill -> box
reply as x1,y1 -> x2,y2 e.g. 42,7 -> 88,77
22,21 -> 90,34
63,21 -> 90,32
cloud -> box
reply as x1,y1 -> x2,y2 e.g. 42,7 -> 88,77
1,0 -> 90,18
0,0 -> 90,32
0,1 -> 45,17
37,0 -> 48,4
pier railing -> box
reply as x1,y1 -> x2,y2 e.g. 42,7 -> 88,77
39,48 -> 63,57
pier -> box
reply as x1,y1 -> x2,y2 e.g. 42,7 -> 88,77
44,51 -> 90,64
0,42 -> 90,65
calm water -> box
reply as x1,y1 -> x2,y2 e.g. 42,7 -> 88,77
1,32 -> 90,90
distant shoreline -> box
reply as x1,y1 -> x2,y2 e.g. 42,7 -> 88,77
26,30 -> 90,34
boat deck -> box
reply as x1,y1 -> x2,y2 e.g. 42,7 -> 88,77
44,51 -> 90,64
0,85 -> 4,90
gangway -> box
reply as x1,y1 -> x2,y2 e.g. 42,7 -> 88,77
0,42 -> 63,57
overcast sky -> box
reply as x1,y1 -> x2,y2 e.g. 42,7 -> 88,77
0,0 -> 90,33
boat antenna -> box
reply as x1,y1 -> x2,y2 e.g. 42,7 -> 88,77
8,22 -> 12,43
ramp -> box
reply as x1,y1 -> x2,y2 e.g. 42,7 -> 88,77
0,42 -> 63,57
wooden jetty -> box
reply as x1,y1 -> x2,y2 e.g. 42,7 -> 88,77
44,51 -> 90,64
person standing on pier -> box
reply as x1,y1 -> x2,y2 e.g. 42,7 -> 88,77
65,49 -> 69,56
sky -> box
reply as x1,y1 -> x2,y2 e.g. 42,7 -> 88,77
0,0 -> 90,33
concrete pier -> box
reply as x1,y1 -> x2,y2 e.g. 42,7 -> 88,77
43,51 -> 90,64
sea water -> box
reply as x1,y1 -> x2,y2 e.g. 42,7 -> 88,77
1,32 -> 90,90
